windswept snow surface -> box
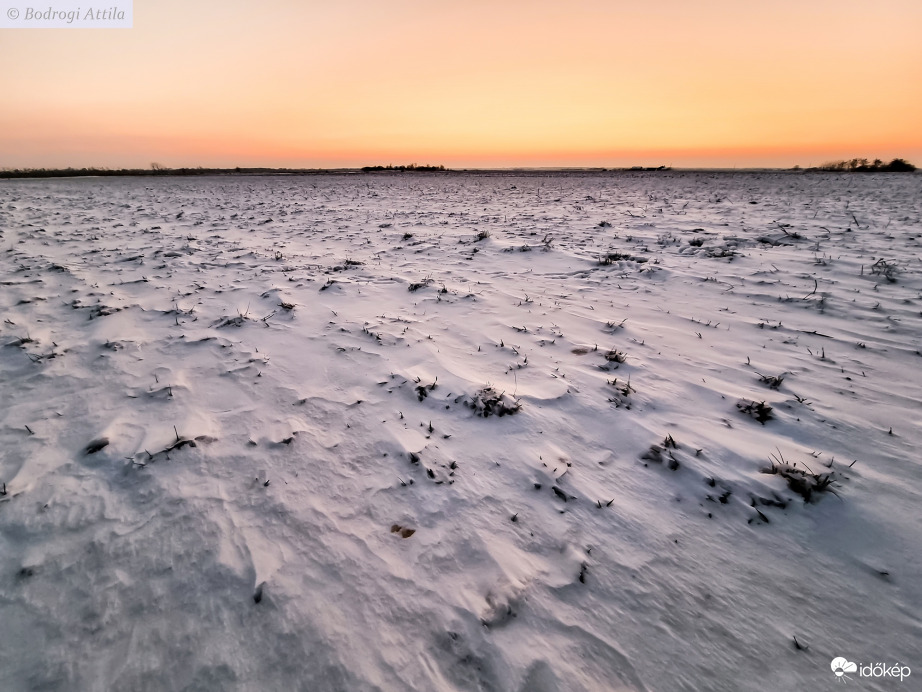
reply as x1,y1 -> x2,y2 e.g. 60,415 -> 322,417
1,172 -> 920,692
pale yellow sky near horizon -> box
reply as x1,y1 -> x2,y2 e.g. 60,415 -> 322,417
1,0 -> 920,168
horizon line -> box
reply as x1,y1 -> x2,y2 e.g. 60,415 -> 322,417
3,164 -> 919,179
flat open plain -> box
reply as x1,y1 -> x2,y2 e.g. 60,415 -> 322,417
1,171 -> 920,691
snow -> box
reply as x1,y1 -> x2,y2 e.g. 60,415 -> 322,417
1,171 -> 920,691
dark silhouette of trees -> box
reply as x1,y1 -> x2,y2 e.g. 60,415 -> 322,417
360,164 -> 447,172
810,158 -> 916,172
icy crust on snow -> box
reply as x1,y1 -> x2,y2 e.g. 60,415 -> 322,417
0,172 -> 920,691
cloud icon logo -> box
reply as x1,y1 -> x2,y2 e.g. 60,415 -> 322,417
831,657 -> 858,681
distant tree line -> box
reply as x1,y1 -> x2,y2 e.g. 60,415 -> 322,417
0,166 -> 232,179
0,163 -> 450,178
360,164 -> 447,172
0,166 -> 368,179
807,158 -> 916,173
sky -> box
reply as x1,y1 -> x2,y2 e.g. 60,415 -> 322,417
1,0 -> 921,169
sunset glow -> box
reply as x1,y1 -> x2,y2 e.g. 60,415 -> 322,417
2,0 -> 921,168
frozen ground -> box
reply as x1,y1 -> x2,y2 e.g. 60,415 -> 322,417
1,171 -> 920,692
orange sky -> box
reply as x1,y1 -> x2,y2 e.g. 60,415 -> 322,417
2,0 -> 921,168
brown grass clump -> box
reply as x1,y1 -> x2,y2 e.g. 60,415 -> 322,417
737,399 -> 773,424
761,451 -> 839,503
464,386 -> 521,417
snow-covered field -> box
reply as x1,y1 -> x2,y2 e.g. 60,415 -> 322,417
1,172 -> 920,692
